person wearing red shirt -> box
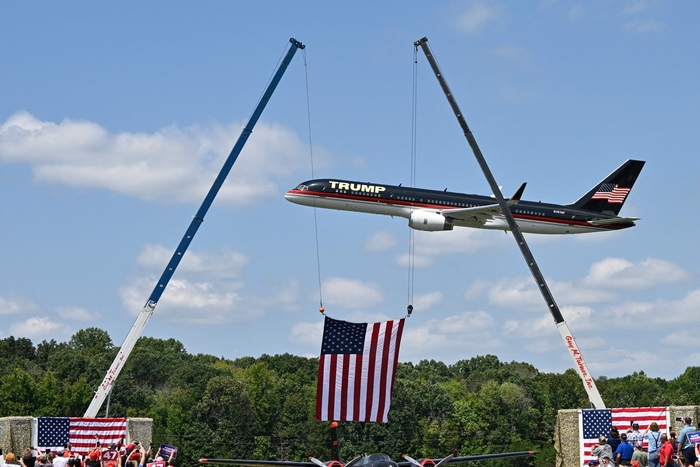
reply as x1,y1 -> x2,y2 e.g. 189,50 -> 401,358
659,434 -> 674,467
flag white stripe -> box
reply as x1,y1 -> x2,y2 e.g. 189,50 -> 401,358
370,321 -> 387,421
346,354 -> 356,420
333,355 -> 344,420
321,354 -> 330,420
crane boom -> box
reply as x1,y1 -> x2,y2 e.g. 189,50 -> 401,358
84,38 -> 305,418
414,37 -> 605,408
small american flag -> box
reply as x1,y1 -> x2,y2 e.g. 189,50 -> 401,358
580,407 -> 669,462
591,183 -> 631,204
316,316 -> 404,423
35,418 -> 127,455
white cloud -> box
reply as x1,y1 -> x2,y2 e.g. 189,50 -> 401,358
412,291 -> 443,311
0,295 -> 35,315
480,276 -> 616,312
466,257 -> 686,313
401,311 -> 500,358
55,306 -> 100,321
583,257 -> 688,290
10,316 -> 71,339
455,2 -> 500,34
320,277 -> 384,309
397,229 -> 503,267
119,276 -> 254,324
0,112 -> 332,206
289,321 -> 324,347
363,231 -> 398,252
136,244 -> 248,278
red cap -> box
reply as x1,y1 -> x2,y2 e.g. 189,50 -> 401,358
89,451 -> 100,461
127,444 -> 135,451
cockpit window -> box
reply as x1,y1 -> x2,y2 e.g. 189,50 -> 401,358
295,184 -> 309,191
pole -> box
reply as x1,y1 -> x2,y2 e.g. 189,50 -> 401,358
84,38 -> 305,417
414,37 -> 604,408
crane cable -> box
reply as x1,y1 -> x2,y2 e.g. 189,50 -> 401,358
301,48 -> 325,314
406,46 -> 419,317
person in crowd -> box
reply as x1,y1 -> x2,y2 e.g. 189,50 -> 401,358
633,442 -> 649,467
52,452 -> 69,467
36,455 -> 51,467
588,460 -> 600,467
20,449 -> 36,467
617,433 -> 635,466
677,417 -> 697,467
5,454 -> 18,465
594,437 -> 616,466
628,424 -> 645,448
85,449 -> 101,467
609,428 -> 623,454
659,434 -> 675,467
101,444 -> 120,467
61,445 -> 72,460
645,422 -> 664,467
694,442 -> 700,467
152,447 -> 175,466
602,457 -> 615,467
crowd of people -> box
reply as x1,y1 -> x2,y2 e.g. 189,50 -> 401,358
588,418 -> 699,467
0,439 -> 176,467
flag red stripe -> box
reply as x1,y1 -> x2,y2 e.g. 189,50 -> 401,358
328,354 -> 338,421
389,319 -> 405,403
316,354 -> 325,421
364,323 -> 380,422
340,353 -> 350,421
353,353 -> 363,421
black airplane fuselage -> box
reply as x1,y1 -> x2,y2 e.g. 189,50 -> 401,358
285,178 -> 636,234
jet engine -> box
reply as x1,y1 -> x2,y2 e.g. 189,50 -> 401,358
408,211 -> 454,231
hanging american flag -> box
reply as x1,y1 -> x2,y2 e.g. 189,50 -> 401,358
579,407 -> 669,462
35,418 -> 127,455
316,316 -> 405,423
591,183 -> 631,204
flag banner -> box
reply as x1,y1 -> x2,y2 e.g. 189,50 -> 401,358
316,316 -> 405,423
159,444 -> 178,459
34,418 -> 128,455
591,183 -> 631,204
579,407 -> 669,462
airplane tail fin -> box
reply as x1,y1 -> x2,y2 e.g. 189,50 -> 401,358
568,159 -> 645,215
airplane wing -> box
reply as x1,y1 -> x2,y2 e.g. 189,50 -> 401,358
439,200 -> 517,225
200,460 -> 314,467
587,217 -> 640,226
439,183 -> 525,226
397,451 -> 534,467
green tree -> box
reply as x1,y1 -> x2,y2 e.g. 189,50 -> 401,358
0,367 -> 38,416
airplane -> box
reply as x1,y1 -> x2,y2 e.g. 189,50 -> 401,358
285,159 -> 645,235
199,422 -> 533,467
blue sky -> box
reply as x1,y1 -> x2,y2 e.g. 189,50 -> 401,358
1,1 -> 699,382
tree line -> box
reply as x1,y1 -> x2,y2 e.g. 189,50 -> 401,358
1,328 -> 699,467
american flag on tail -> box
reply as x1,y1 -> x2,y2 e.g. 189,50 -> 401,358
591,183 -> 631,204
34,417 -> 127,455
316,316 -> 405,423
579,407 -> 669,462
